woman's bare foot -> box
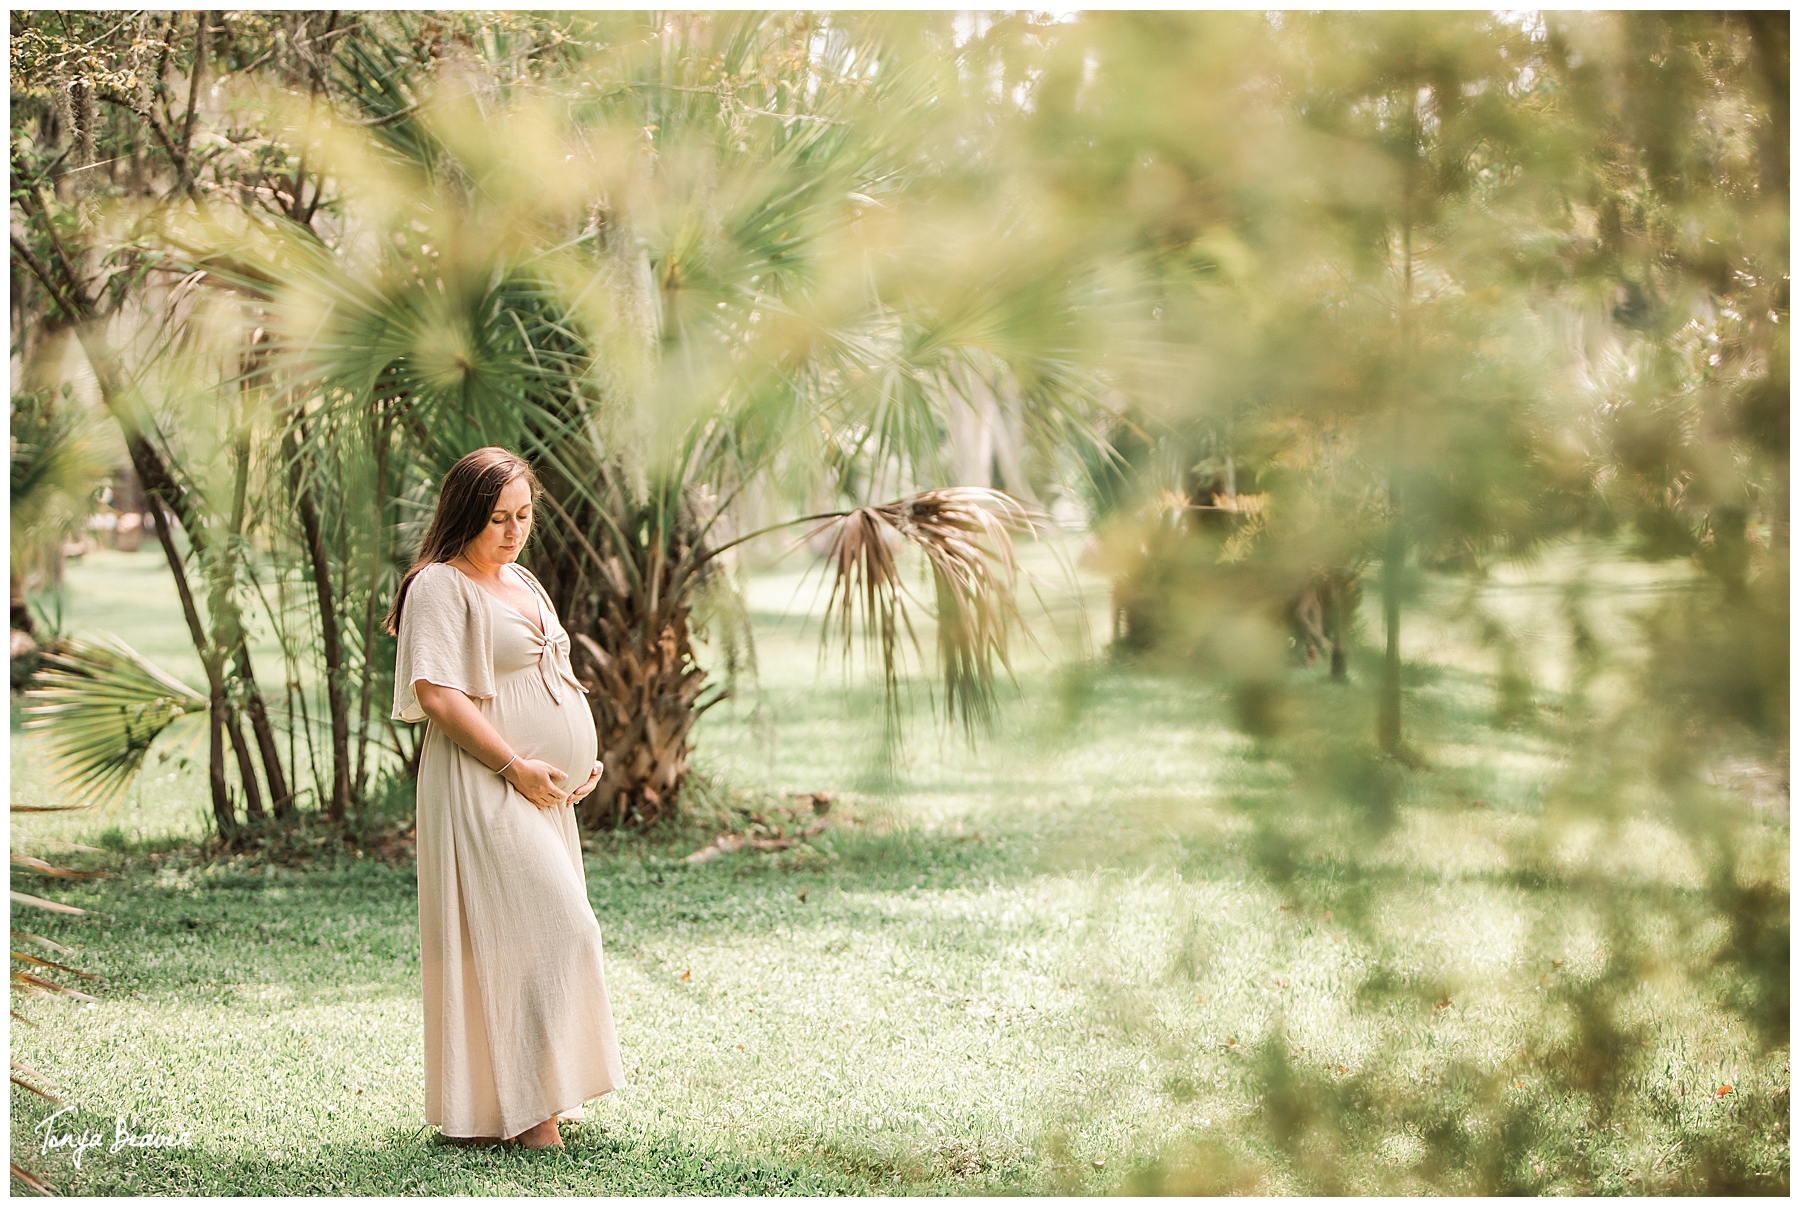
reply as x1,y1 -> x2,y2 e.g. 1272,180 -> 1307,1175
511,1116 -> 563,1150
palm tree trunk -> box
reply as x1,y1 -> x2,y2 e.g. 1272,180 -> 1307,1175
532,480 -> 714,831
214,435 -> 265,820
569,558 -> 713,830
353,414 -> 389,803
207,681 -> 236,838
144,496 -> 237,834
225,703 -> 264,820
239,648 -> 293,817
283,416 -> 351,823
75,326 -> 296,825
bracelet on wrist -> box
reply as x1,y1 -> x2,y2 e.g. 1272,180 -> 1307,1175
496,754 -> 518,777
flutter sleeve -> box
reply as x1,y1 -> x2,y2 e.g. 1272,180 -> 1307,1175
391,563 -> 496,723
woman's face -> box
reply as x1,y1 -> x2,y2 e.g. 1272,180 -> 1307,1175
461,475 -> 533,568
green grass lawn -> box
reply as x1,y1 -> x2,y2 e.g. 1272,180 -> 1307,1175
10,542 -> 1788,1194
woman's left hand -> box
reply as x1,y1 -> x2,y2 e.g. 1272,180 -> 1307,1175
567,761 -> 604,805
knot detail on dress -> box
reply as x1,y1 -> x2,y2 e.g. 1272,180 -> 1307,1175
533,624 -> 589,703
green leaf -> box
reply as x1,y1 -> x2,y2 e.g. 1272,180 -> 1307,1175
21,635 -> 208,810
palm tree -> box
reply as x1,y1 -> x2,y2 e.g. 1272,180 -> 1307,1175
155,11 -> 1110,827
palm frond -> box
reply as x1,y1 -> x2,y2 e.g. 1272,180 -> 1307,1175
816,504 -> 917,733
11,389 -> 109,577
9,856 -> 106,881
11,930 -> 76,955
10,1160 -> 60,1194
10,970 -> 96,1003
813,487 -> 1043,737
10,951 -> 100,982
21,636 -> 208,810
10,1061 -> 61,1106
9,892 -> 85,916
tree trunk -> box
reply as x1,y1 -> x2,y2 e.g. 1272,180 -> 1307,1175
530,475 -> 716,831
1378,486 -> 1403,754
213,434 -> 265,820
111,463 -> 147,552
144,495 -> 236,834
283,416 -> 351,823
353,413 -> 390,804
239,648 -> 293,818
225,703 -> 264,820
207,682 -> 236,838
1326,574 -> 1347,682
568,553 -> 713,830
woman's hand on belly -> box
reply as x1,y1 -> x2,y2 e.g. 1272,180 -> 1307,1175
568,761 -> 604,804
503,757 -> 573,810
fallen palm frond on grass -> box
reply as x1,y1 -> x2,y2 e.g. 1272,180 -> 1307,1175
8,891 -> 86,916
11,804 -> 107,1197
9,1060 -> 60,1103
675,782 -> 842,864
9,1161 -> 57,1195
12,931 -> 77,955
684,818 -> 831,865
10,855 -> 107,880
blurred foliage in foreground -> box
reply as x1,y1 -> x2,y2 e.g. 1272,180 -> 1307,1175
1037,11 -> 1787,1193
8,9 -> 1787,1194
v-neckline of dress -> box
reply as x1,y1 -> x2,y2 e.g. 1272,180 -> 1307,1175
447,561 -> 547,638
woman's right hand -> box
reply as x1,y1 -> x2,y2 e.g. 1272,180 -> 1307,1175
503,757 -> 571,810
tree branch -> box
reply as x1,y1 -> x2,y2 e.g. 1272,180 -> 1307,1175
291,11 -> 341,225
180,11 -> 212,163
9,235 -> 85,320
97,88 -> 196,199
13,182 -> 90,312
10,164 -> 83,298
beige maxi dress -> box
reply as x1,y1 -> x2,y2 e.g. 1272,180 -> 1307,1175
392,560 -> 626,1139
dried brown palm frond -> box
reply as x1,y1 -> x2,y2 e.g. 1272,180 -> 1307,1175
11,919 -> 103,1006
10,969 -> 95,1003
9,891 -> 86,916
10,826 -> 97,1195
809,487 -> 1044,737
10,1060 -> 61,1103
13,931 -> 77,956
10,855 -> 107,881
10,952 -> 100,983
10,1159 -> 58,1194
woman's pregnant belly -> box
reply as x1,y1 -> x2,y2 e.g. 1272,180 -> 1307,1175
487,673 -> 598,792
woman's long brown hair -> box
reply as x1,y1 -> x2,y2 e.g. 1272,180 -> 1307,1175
382,446 -> 543,636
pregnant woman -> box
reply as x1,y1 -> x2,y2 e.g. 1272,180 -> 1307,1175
385,446 -> 626,1150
